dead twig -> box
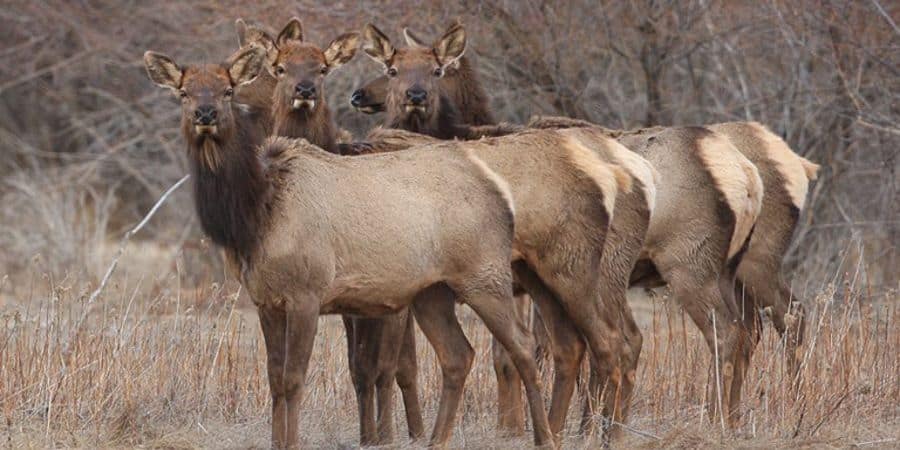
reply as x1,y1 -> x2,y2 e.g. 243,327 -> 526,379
62,174 -> 190,357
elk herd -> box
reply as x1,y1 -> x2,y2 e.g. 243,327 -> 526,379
143,17 -> 820,449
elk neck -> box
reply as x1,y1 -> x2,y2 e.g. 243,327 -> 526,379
185,108 -> 272,263
388,96 -> 469,140
272,99 -> 339,153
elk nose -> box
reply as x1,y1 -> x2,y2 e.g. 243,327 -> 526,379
194,106 -> 217,125
349,89 -> 365,107
406,87 -> 427,105
295,82 -> 316,99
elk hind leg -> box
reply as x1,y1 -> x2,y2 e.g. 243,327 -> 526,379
514,261 -> 586,439
456,279 -> 553,446
395,311 -> 425,440
410,285 -> 474,447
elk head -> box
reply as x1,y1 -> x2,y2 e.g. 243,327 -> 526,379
143,45 -> 266,168
361,22 -> 467,129
249,18 -> 359,115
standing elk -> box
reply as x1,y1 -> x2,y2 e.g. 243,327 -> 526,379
233,18 -> 424,445
359,22 -> 664,441
143,45 -> 560,449
354,51 -> 820,386
358,22 -> 769,433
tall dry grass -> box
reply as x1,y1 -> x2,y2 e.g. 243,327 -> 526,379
2,259 -> 896,448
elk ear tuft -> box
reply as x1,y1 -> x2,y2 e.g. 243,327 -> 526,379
144,51 -> 183,90
362,23 -> 395,66
324,32 -> 360,68
277,17 -> 304,47
434,22 -> 466,68
403,27 -> 428,48
227,44 -> 266,86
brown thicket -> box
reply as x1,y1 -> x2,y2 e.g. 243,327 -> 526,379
0,1 -> 896,447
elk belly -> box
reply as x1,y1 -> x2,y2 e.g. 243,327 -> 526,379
320,273 -> 441,315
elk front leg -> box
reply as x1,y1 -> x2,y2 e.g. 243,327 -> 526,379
343,317 -> 378,445
259,302 -> 319,449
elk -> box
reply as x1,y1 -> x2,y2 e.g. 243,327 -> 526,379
352,26 -> 494,127
368,125 -> 657,439
359,22 -> 663,440
707,122 -> 819,381
234,18 -> 424,445
359,22 -> 768,433
143,46 -> 558,449
354,67 -> 819,385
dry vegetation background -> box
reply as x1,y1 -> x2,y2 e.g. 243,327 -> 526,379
0,0 -> 897,448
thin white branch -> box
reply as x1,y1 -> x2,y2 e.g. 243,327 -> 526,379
63,174 -> 190,356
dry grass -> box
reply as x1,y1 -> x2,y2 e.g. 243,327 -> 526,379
0,1 -> 897,448
1,252 -> 896,449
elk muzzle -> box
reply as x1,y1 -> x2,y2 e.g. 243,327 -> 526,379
405,87 -> 428,113
194,105 -> 218,135
350,88 -> 385,113
292,81 -> 317,110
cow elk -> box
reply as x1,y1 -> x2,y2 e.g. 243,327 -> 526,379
145,44 -> 562,449
359,21 -> 773,435
353,62 -> 820,388
235,17 -> 425,445
363,106 -> 656,442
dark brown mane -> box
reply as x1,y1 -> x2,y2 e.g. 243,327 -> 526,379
387,96 -> 469,140
188,106 -> 272,262
447,57 -> 494,126
272,97 -> 339,153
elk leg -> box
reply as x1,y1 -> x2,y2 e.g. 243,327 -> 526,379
514,261 -> 586,438
260,302 -> 319,449
491,293 -> 529,434
344,317 -> 378,445
719,269 -> 753,426
667,268 -> 750,428
374,314 -> 411,444
411,285 -> 474,446
259,306 -> 288,449
395,312 -> 425,440
737,265 -> 806,383
375,367 -> 397,444
459,286 -> 553,447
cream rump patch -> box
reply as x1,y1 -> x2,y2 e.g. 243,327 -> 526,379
749,122 -> 819,210
464,149 -> 516,218
602,138 -> 659,216
562,136 -> 633,221
697,133 -> 764,259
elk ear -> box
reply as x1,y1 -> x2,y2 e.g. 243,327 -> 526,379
323,32 -> 359,68
276,17 -> 304,47
235,18 -> 251,46
362,23 -> 395,67
434,22 -> 466,68
227,44 -> 266,86
236,19 -> 278,67
144,51 -> 183,90
403,27 -> 428,48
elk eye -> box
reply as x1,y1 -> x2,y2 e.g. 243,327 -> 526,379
387,67 -> 398,77
178,90 -> 188,99
320,66 -> 329,75
433,67 -> 443,77
275,66 -> 286,76
224,87 -> 234,98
